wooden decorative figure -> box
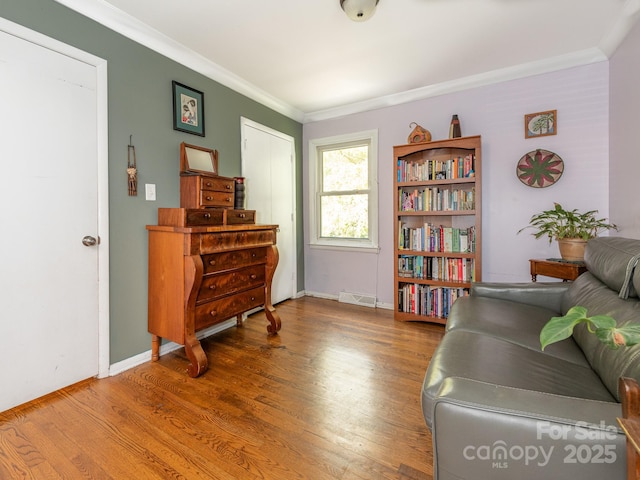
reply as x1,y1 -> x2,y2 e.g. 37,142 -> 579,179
127,135 -> 137,196
407,122 -> 431,144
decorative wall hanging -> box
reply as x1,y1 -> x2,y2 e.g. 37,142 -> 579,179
516,149 -> 564,188
127,135 -> 137,196
407,122 -> 431,143
172,81 -> 205,137
524,109 -> 556,139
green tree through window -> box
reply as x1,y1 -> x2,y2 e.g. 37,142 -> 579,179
309,130 -> 378,250
320,145 -> 369,239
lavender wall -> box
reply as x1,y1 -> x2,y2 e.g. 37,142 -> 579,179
303,62 -> 610,306
610,20 -> 640,238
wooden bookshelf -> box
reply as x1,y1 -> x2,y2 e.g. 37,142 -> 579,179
394,136 -> 482,324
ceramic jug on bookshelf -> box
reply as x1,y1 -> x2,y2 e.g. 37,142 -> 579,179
449,115 -> 462,138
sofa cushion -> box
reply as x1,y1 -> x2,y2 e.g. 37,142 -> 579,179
564,271 -> 640,400
421,329 -> 615,429
447,296 -> 587,365
584,236 -> 640,298
634,263 -> 640,297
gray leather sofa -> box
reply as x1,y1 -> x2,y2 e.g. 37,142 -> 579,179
421,236 -> 640,479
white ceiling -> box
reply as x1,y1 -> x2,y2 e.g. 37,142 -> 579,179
55,0 -> 640,122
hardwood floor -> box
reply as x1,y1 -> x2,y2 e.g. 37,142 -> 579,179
0,296 -> 445,479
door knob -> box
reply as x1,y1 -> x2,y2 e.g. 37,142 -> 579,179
82,235 -> 98,247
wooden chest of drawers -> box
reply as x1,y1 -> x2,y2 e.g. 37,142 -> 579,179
175,174 -> 256,226
180,174 -> 235,209
146,224 -> 280,377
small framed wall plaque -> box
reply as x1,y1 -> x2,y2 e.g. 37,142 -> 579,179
172,81 -> 205,137
524,110 -> 556,139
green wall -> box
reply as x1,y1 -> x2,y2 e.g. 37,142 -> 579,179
1,0 -> 303,363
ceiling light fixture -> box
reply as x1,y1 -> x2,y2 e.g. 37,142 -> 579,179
340,0 -> 379,22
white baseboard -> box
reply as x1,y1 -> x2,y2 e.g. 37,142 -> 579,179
304,290 -> 392,309
303,290 -> 339,301
108,318 -> 237,376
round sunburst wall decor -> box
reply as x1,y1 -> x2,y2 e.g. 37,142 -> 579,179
516,149 -> 564,188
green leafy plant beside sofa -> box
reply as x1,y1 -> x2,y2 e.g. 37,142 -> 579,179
519,203 -> 618,243
541,306 -> 640,350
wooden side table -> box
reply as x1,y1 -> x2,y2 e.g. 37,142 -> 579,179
618,377 -> 640,480
529,258 -> 587,282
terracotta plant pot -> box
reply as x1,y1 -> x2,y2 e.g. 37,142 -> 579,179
558,238 -> 587,261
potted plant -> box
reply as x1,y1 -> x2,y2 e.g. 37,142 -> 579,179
541,306 -> 640,350
518,203 -> 617,261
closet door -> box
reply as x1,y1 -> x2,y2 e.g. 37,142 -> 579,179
241,118 -> 296,304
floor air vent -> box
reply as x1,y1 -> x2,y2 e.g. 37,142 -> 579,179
338,291 -> 377,308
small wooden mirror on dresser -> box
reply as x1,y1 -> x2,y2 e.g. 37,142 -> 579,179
180,142 -> 218,175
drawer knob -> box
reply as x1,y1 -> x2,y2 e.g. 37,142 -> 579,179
205,182 -> 212,187
225,184 -> 231,190
209,260 -> 216,266
226,197 -> 231,202
206,196 -> 212,201
239,213 -> 246,218
203,212 -> 211,219
251,297 -> 255,301
250,274 -> 257,280
208,285 -> 216,290
209,310 -> 217,316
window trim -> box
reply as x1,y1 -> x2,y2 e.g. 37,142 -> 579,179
308,129 -> 378,251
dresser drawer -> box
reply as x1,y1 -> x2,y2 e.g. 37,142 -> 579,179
157,207 -> 225,226
200,176 -> 234,193
201,191 -> 234,208
195,286 -> 265,330
198,230 -> 276,254
186,209 -> 224,226
202,247 -> 267,274
197,265 -> 265,302
226,210 -> 255,225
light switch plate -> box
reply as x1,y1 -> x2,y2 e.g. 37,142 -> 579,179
145,183 -> 156,201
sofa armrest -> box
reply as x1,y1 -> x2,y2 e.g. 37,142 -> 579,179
470,282 -> 569,312
430,377 -> 625,480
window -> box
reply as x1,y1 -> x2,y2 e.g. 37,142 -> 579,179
309,130 -> 378,251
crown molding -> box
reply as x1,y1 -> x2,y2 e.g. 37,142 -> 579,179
303,48 -> 608,123
53,0 -> 305,122
599,0 -> 640,56
56,0 -> 638,125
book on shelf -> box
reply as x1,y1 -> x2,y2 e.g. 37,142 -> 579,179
397,154 -> 475,182
398,223 -> 475,253
397,283 -> 470,318
398,187 -> 475,212
397,255 -> 475,282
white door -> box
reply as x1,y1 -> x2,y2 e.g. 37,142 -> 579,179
0,21 -> 108,412
241,118 -> 296,304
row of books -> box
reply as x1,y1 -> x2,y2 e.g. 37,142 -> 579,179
398,223 -> 476,252
398,284 -> 469,318
399,187 -> 475,212
398,256 -> 475,282
397,154 -> 475,182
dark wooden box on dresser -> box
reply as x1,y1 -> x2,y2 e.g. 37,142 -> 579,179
146,142 -> 280,377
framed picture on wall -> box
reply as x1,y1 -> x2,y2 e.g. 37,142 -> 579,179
172,81 -> 205,136
524,109 -> 556,139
